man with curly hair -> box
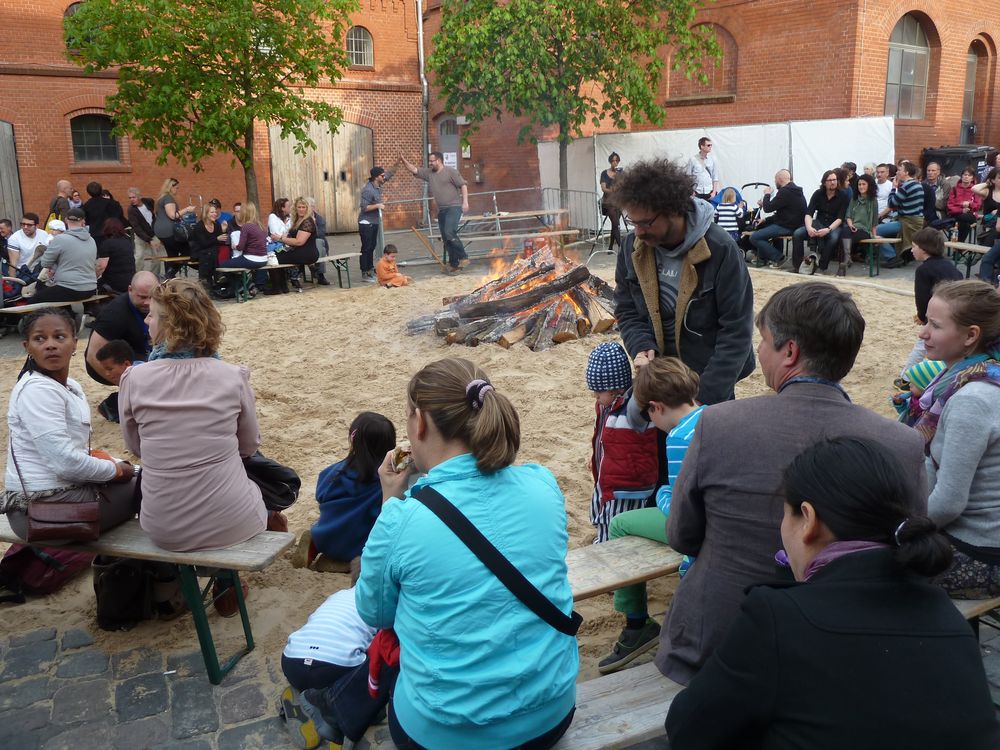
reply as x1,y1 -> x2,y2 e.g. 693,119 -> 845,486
609,158 -> 754,405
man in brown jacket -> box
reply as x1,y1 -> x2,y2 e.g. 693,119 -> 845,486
658,282 -> 928,685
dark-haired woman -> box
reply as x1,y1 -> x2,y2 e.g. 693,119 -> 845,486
666,437 -> 1000,750
348,358 -> 578,749
2,308 -> 136,541
947,167 -> 983,243
838,173 -> 878,276
97,218 -> 137,294
600,152 -> 623,252
302,412 -> 397,568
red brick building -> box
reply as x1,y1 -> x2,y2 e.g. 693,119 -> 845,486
0,0 -> 425,231
422,1 -> 1000,194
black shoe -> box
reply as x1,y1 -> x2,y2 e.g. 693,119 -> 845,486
883,257 -> 904,269
315,274 -> 330,286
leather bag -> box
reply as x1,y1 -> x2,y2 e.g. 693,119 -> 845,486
26,484 -> 103,543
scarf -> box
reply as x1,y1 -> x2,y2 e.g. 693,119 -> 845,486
802,541 -> 889,581
148,343 -> 221,361
914,352 -> 1000,453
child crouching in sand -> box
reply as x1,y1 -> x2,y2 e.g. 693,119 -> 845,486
375,245 -> 412,287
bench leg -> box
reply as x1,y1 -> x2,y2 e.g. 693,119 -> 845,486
177,566 -> 254,685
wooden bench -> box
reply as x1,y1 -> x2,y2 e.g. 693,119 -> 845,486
0,516 -> 294,684
568,535 -> 683,601
314,252 -> 362,288
358,660 -> 683,750
859,237 -> 901,277
0,295 -> 110,335
740,231 -> 792,266
944,241 -> 988,278
954,595 -> 1000,639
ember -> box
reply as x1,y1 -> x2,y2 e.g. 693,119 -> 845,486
407,244 -> 617,350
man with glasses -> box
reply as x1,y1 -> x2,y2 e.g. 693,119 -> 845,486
686,137 -> 719,200
611,158 -> 754,406
6,213 -> 51,269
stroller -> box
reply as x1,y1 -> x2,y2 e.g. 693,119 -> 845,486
712,183 -> 769,257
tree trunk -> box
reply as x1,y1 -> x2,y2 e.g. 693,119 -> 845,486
242,126 -> 259,209
558,124 -> 569,200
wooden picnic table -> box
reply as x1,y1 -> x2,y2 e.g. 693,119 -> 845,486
945,240 -> 988,278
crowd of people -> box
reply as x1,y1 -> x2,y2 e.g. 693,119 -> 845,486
1,152 -> 999,749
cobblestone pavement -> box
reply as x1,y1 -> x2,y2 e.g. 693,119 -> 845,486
0,626 -> 292,750
2,621 -> 998,750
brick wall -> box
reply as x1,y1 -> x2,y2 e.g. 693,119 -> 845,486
1,0 -> 423,230
422,0 -> 1000,192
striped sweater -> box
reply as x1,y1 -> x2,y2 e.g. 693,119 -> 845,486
888,180 -> 925,217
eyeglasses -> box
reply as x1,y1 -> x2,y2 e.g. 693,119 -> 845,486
20,221 -> 35,227
624,211 -> 661,229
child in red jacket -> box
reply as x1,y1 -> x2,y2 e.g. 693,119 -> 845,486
587,342 -> 659,543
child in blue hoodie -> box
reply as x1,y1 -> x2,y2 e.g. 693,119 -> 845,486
294,412 -> 397,570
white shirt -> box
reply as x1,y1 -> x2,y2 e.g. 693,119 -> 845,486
686,153 -> 718,194
876,180 -> 893,215
138,204 -> 154,226
283,587 -> 376,666
7,228 -> 51,267
267,214 -> 290,237
5,372 -> 117,493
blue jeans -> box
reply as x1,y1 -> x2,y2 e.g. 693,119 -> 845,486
876,221 -> 900,260
749,223 -> 792,262
437,206 -> 466,268
792,224 -> 842,270
219,254 -> 267,285
979,240 -> 1000,285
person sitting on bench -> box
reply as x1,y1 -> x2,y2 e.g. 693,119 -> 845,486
31,208 -> 98,303
119,279 -> 268,613
666,437 -> 1000,750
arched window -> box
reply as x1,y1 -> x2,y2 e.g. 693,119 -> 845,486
438,118 -> 458,138
346,27 -> 374,67
666,24 -> 737,103
885,14 -> 930,120
70,114 -> 119,162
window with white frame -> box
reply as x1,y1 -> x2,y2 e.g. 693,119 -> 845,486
347,27 -> 373,67
884,14 -> 931,120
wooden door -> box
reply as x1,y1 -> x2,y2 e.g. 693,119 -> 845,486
0,122 -> 22,224
269,120 -> 373,233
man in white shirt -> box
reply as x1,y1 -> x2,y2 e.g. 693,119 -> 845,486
7,213 -> 51,268
685,137 -> 719,200
874,163 -> 900,264
126,187 -> 162,276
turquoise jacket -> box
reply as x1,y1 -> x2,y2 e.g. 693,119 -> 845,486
356,453 -> 578,749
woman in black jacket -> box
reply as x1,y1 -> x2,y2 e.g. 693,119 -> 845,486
666,437 -> 1000,750
97,218 -> 137,294
189,203 -> 228,290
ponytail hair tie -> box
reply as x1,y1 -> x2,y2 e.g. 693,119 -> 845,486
893,518 -> 909,547
465,379 -> 494,411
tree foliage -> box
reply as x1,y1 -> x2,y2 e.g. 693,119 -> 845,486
428,0 -> 719,190
65,0 -> 358,206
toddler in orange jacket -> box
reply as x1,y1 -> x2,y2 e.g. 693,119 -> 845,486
375,245 -> 412,287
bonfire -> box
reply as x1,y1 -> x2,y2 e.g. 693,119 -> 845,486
407,244 -> 617,350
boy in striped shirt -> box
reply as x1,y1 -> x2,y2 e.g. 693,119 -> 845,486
598,356 -> 704,674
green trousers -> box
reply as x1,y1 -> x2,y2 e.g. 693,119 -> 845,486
608,507 -> 669,616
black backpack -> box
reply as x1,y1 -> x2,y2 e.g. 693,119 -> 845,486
93,556 -> 155,631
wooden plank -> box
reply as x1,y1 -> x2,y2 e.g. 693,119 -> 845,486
954,596 -> 1000,620
945,241 -> 988,255
477,209 -> 569,221
410,226 -> 447,269
460,230 -> 579,243
360,661 -> 682,750
0,121 -> 23,225
568,535 -> 682,602
315,253 -> 361,263
0,295 -> 109,314
0,517 -> 294,571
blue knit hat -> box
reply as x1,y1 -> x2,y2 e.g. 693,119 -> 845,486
586,342 -> 632,391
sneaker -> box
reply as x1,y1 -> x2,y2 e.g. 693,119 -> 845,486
767,260 -> 786,269
299,689 -> 346,744
802,256 -> 816,276
893,377 -> 910,391
751,258 -> 767,268
836,263 -> 847,277
362,272 -> 377,284
597,619 -> 661,675
280,686 -> 323,750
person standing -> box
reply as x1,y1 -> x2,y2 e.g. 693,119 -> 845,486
610,158 -> 754,406
600,152 -> 624,252
400,152 -> 469,273
685,137 -> 719,201
82,181 -> 125,249
126,187 -> 162,276
47,180 -> 73,225
357,168 -> 386,283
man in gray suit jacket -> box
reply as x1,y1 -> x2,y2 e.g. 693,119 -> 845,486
658,281 -> 928,685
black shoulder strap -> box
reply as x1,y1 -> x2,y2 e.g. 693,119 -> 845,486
412,485 -> 581,637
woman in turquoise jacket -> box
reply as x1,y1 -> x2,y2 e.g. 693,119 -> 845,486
356,358 -> 578,749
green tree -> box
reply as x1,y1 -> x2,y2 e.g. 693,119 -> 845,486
428,0 -> 719,192
64,0 -> 358,208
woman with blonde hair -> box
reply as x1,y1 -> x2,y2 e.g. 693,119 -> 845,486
152,178 -> 195,277
322,358 -> 578,748
120,279 -> 267,609
270,197 -> 318,291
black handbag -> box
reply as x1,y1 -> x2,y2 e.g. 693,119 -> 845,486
172,221 -> 192,244
411,485 -> 581,636
243,451 -> 300,511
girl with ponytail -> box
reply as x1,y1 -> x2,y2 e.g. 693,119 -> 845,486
666,437 -> 1000,750
353,358 -> 578,749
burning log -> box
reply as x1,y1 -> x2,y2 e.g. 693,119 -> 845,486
409,246 -> 618,349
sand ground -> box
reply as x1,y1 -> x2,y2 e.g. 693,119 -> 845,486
0,260 -> 919,683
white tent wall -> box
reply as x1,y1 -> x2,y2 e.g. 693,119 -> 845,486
535,116 -> 894,224
789,117 -> 895,196
538,137 -> 597,230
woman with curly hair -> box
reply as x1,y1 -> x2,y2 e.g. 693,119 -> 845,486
119,279 -> 266,558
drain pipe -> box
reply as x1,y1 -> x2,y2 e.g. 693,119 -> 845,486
416,0 -> 431,229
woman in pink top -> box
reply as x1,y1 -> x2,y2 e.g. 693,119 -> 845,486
119,278 -> 267,555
